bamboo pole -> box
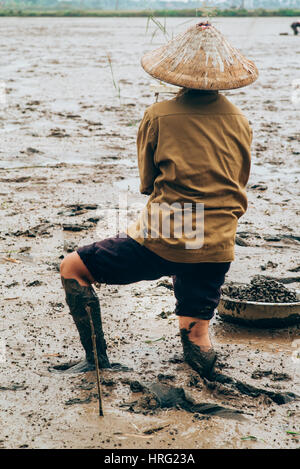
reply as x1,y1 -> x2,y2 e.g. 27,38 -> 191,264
85,305 -> 104,417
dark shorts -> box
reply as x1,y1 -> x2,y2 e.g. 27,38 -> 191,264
77,235 -> 231,320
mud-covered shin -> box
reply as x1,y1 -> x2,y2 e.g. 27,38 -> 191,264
180,327 -> 217,380
61,277 -> 110,371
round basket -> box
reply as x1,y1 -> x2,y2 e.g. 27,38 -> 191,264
217,295 -> 300,328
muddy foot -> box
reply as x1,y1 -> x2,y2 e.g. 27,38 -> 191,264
180,328 -> 217,379
48,358 -> 131,374
48,356 -> 111,374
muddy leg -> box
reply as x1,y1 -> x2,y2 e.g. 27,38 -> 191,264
51,252 -> 110,373
179,317 -> 217,379
60,277 -> 111,373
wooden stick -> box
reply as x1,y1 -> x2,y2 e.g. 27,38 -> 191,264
85,305 -> 104,417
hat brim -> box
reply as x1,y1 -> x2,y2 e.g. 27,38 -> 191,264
141,25 -> 259,91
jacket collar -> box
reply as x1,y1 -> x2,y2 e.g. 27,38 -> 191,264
175,90 -> 219,106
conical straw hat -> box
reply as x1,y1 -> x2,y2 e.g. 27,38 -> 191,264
142,22 -> 258,90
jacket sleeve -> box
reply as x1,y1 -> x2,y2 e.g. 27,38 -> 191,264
136,110 -> 159,195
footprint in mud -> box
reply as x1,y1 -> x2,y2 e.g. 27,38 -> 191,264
120,382 -> 246,421
121,371 -> 299,421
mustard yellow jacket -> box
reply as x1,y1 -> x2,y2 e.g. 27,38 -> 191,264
127,91 -> 252,263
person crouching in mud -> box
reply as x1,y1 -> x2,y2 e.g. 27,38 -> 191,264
59,23 -> 258,379
291,22 -> 300,35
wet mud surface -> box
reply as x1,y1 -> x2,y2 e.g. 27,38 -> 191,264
0,17 -> 300,449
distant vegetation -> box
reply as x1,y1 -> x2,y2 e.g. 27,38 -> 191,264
0,8 -> 299,16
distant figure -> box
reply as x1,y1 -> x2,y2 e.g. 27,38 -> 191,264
291,22 -> 300,35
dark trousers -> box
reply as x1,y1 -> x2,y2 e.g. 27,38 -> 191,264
77,235 -> 231,320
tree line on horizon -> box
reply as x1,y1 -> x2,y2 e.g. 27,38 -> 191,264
0,0 -> 299,10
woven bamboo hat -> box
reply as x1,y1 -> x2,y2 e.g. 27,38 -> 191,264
142,22 -> 258,90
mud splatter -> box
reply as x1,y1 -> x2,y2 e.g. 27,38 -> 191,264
210,373 -> 299,405
251,369 -> 291,381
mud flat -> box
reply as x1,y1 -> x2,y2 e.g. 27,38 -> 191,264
0,17 -> 299,449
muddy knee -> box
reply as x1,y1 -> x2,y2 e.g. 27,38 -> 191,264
60,252 -> 94,285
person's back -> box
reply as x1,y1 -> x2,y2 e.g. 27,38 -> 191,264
128,90 -> 252,263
